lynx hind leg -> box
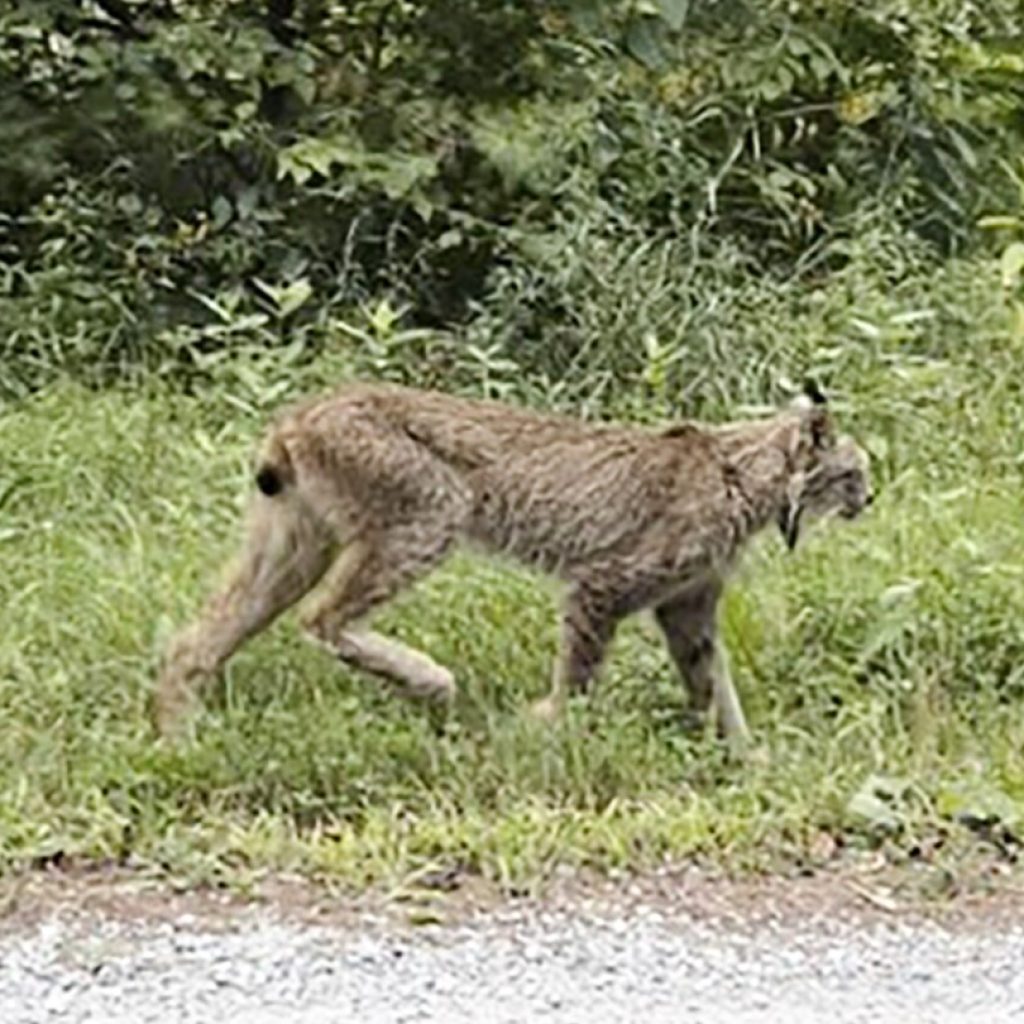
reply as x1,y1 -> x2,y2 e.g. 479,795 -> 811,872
655,586 -> 751,744
155,488 -> 333,738
325,627 -> 456,702
300,513 -> 468,703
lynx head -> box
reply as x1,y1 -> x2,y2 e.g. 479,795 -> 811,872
777,382 -> 874,549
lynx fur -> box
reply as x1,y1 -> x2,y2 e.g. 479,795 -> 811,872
155,382 -> 872,741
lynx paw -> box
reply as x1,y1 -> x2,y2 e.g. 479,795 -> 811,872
528,695 -> 564,724
718,728 -> 769,767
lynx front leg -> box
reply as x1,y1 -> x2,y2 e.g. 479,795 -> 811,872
531,584 -> 619,722
706,640 -> 749,744
655,584 -> 750,743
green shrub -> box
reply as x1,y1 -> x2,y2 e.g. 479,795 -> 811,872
2,1 -> 1023,394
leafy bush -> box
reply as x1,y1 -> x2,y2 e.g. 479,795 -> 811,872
2,0 -> 1023,396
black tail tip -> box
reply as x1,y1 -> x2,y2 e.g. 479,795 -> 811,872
255,466 -> 283,496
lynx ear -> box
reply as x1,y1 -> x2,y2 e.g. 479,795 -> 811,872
790,391 -> 834,449
808,405 -> 834,448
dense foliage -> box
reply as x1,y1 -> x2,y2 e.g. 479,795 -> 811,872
3,0 -> 1023,400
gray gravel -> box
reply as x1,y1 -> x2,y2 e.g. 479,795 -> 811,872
2,897 -> 1024,1024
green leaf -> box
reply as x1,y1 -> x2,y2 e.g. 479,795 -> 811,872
410,191 -> 434,223
276,150 -> 311,185
117,194 -> 143,217
1000,242 -> 1024,289
407,908 -> 444,927
371,154 -> 439,200
367,298 -> 401,338
626,16 -> 669,70
277,135 -> 355,184
437,228 -> 463,250
936,783 -> 1022,832
846,774 -> 910,833
656,0 -> 688,32
211,195 -> 233,229
253,278 -> 313,318
978,215 -> 1021,230
566,0 -> 602,33
276,279 -> 313,318
293,74 -> 316,105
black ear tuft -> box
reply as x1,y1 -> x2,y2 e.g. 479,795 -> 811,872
803,378 -> 828,406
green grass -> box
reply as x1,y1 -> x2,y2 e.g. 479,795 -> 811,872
3,256 -> 1024,890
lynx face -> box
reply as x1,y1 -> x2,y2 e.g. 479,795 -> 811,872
779,435 -> 873,549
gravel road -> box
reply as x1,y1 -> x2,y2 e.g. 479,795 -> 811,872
2,880 -> 1023,1024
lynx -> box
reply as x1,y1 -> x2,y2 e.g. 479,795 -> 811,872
155,381 -> 872,741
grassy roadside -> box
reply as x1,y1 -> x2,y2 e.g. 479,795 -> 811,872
2,257 -> 1024,892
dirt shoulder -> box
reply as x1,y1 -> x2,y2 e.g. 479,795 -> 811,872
3,855 -> 1023,938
